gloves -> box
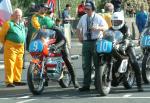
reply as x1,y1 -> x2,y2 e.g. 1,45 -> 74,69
119,44 -> 127,54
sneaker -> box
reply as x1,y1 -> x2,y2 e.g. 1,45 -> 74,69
73,81 -> 80,88
79,86 -> 90,92
13,82 -> 26,86
6,83 -> 15,87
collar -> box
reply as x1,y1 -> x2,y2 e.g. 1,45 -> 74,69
38,13 -> 45,17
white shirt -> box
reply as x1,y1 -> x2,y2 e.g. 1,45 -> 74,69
77,12 -> 108,40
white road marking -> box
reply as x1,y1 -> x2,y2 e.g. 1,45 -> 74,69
16,99 -> 36,103
0,98 -> 9,100
93,97 -> 150,99
123,94 -> 132,98
17,96 -> 30,99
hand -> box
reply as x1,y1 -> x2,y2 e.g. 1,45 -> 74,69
91,24 -> 99,32
49,44 -> 57,52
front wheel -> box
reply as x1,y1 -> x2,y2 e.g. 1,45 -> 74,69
142,53 -> 150,84
96,63 -> 111,96
123,62 -> 135,89
27,63 -> 44,95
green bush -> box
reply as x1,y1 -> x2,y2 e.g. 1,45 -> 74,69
11,0 -> 104,16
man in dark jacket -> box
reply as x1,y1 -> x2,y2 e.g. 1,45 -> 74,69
40,28 -> 79,88
111,0 -> 122,12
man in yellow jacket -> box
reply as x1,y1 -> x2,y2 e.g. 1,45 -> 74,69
0,8 -> 26,87
102,3 -> 114,28
26,3 -> 54,50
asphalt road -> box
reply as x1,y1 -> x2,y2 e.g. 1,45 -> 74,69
0,39 -> 150,103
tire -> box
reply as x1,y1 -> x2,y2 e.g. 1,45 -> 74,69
59,70 -> 71,88
27,63 -> 44,95
96,63 -> 111,96
142,54 -> 150,84
123,62 -> 135,89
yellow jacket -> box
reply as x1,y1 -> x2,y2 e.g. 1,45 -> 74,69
102,13 -> 112,28
31,13 -> 45,31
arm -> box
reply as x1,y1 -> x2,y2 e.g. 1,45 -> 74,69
0,21 -> 10,44
76,18 -> 83,43
53,27 -> 66,48
31,15 -> 40,30
92,15 -> 108,32
76,28 -> 83,43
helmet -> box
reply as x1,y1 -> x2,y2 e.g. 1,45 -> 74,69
111,12 -> 124,30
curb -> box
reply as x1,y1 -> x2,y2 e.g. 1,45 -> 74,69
0,86 -> 30,95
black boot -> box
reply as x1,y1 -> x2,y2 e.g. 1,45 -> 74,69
79,86 -> 90,92
137,86 -> 144,92
63,57 -> 79,88
72,80 -> 79,88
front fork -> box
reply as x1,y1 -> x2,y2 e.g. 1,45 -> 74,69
108,59 -> 113,81
100,55 -> 113,81
31,57 -> 45,79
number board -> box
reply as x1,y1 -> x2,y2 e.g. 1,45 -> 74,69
141,35 -> 150,47
96,39 -> 113,53
29,40 -> 44,52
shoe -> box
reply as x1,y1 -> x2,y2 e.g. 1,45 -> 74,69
22,67 -> 26,69
138,86 -> 144,92
74,82 -> 79,88
79,86 -> 90,92
44,81 -> 48,86
6,83 -> 15,87
13,82 -> 26,86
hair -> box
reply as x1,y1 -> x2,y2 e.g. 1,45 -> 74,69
13,8 -> 22,16
87,1 -> 96,11
104,3 -> 114,13
81,1 -> 84,3
66,4 -> 71,8
56,18 -> 62,22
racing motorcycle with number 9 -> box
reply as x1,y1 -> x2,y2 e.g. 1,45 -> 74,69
27,29 -> 71,95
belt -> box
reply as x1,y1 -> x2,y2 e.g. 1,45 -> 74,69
83,39 -> 97,42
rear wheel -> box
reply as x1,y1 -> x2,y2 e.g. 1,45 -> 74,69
27,63 -> 44,95
96,63 -> 111,96
142,54 -> 150,84
59,69 -> 71,88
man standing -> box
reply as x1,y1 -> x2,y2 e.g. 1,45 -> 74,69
0,8 -> 26,87
62,4 -> 74,24
26,3 -> 54,50
76,1 -> 108,91
77,1 -> 86,18
136,4 -> 148,34
111,0 -> 122,12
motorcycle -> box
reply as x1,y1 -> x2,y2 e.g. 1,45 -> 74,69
27,29 -> 71,95
95,30 -> 135,96
140,27 -> 150,84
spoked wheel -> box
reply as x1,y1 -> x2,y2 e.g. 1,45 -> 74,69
96,63 -> 111,96
27,63 -> 44,95
142,54 -> 150,84
123,62 -> 135,89
59,70 -> 71,88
